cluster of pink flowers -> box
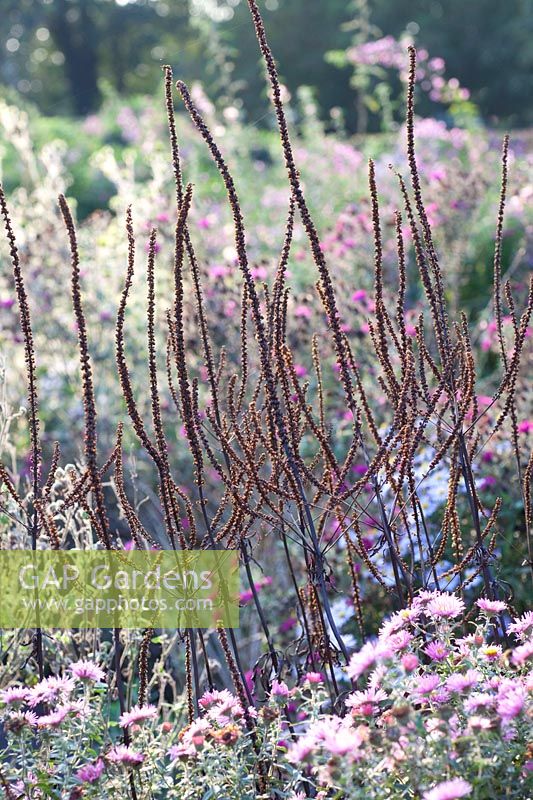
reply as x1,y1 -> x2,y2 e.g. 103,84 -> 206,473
239,574 -> 273,605
0,660 -> 106,732
347,36 -> 469,104
282,591 -> 532,796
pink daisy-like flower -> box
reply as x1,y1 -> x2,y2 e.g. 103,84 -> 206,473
497,686 -> 526,721
287,736 -> 316,764
423,777 -> 472,800
401,653 -> 419,672
346,641 -> 382,680
271,680 -> 290,701
346,687 -> 387,716
76,759 -> 105,784
119,704 -> 157,728
481,644 -> 502,660
69,660 -> 106,683
7,710 -> 38,728
426,593 -> 465,620
464,692 -> 495,713
0,686 -> 29,705
168,742 -> 197,761
198,688 -> 235,710
508,611 -> 533,641
476,598 -> 507,615
27,676 -> 75,707
445,670 -> 480,693
424,641 -> 449,661
379,605 -> 422,639
383,630 -> 413,653
37,702 -> 82,728
107,745 -> 145,767
303,672 -> 324,684
413,674 -> 441,696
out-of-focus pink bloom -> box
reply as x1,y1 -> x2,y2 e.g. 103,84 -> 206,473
423,778 -> 472,800
294,304 -> 312,319
271,680 -> 290,701
413,674 -> 440,696
27,676 -> 75,707
209,264 -> 230,278
508,611 -> 533,641
107,745 -> 145,767
279,617 -> 297,633
445,670 -> 480,693
304,672 -> 324,684
401,653 -> 419,672
497,685 -> 527,720
76,759 -> 105,784
512,638 -> 533,666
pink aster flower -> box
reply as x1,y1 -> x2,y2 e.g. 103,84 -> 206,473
119,704 -> 157,728
445,670 -> 480,693
426,592 -> 465,620
0,686 -> 29,705
508,611 -> 533,641
476,598 -> 507,615
287,736 -> 316,763
271,680 -> 290,701
413,674 -> 441,696
481,644 -> 502,660
37,702 -> 82,728
27,676 -> 75,707
322,725 -> 363,757
7,710 -> 38,728
401,653 -> 419,672
497,686 -> 526,721
198,688 -> 235,710
76,759 -> 105,784
424,641 -> 449,661
69,660 -> 106,683
423,778 -> 472,800
303,672 -> 324,684
107,745 -> 144,767
346,641 -> 382,680
346,687 -> 387,716
383,630 -> 413,653
169,742 -> 197,761
464,692 -> 495,713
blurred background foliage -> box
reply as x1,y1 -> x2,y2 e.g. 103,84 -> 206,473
0,0 -> 532,128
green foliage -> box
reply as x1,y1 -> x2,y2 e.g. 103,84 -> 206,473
0,1 -> 531,128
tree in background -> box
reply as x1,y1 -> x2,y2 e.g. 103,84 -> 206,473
0,0 -> 198,116
0,0 -> 531,128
